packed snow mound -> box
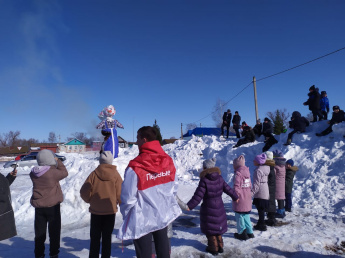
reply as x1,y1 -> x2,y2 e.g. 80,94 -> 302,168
1,121 -> 345,257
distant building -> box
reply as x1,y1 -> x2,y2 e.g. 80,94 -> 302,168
162,139 -> 179,145
182,127 -> 235,140
59,138 -> 86,153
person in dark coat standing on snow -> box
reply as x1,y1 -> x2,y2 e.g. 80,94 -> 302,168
262,118 -> 278,151
316,105 -> 345,136
284,111 -> 309,145
221,109 -> 232,138
187,158 -> 239,256
232,111 -> 241,138
0,168 -> 17,241
303,85 -> 322,122
30,149 -> 68,258
285,159 -> 298,212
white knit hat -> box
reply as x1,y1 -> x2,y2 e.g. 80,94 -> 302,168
203,158 -> 216,169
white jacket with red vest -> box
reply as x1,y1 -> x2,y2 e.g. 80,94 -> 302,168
116,140 -> 182,240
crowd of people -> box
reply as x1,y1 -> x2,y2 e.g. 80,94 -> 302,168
1,85 -> 344,257
221,84 -> 345,149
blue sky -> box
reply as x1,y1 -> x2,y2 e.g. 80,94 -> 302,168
0,0 -> 344,143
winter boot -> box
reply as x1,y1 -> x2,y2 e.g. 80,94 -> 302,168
247,233 -> 255,238
206,235 -> 218,256
254,222 -> 267,231
234,229 -> 249,241
216,235 -> 224,253
265,212 -> 278,226
316,133 -> 323,137
275,208 -> 286,218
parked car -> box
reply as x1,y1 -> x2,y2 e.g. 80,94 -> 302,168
4,152 -> 66,168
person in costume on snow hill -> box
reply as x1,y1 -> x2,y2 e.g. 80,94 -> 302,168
30,150 -> 68,258
96,105 -> 124,159
221,109 -> 232,139
284,111 -> 309,146
285,159 -> 298,213
316,105 -> 345,136
232,111 -> 241,138
303,85 -> 323,122
116,126 -> 181,258
0,168 -> 17,241
263,151 -> 278,226
272,150 -> 286,219
80,151 -> 123,258
187,158 -> 239,256
251,153 -> 270,232
232,155 -> 254,241
320,91 -> 330,120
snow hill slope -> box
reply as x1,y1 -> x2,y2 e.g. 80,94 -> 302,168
1,121 -> 345,257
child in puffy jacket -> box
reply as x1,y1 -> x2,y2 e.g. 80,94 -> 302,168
285,159 -> 299,212
187,158 -> 239,255
251,153 -> 270,231
232,155 -> 254,241
273,150 -> 287,219
80,151 -> 123,258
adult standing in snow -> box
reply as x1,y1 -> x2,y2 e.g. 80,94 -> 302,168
80,151 -> 123,258
232,111 -> 241,138
0,168 -> 17,241
221,109 -> 232,139
273,150 -> 286,219
30,149 -> 68,258
263,151 -> 277,226
187,158 -> 239,256
251,153 -> 270,231
316,105 -> 345,136
303,85 -> 322,122
117,126 -> 181,258
284,111 -> 309,145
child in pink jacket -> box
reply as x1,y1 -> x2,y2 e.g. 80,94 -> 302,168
232,155 -> 254,241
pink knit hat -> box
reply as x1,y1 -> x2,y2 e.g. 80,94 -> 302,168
233,155 -> 245,169
254,153 -> 267,165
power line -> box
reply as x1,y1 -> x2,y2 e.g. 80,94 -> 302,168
256,46 -> 345,82
184,46 -> 345,126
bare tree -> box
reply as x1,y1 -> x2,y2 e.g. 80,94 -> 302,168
70,132 -> 94,146
0,135 -> 7,147
212,98 -> 228,128
185,123 -> 197,133
266,109 -> 290,135
48,132 -> 57,143
4,131 -> 21,147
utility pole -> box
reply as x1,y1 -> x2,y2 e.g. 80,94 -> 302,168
253,76 -> 259,122
181,123 -> 183,139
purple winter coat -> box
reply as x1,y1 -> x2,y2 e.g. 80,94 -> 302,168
274,157 -> 286,200
232,166 -> 252,212
187,167 -> 238,235
251,165 -> 270,200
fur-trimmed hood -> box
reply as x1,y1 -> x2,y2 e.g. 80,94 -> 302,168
264,159 -> 275,167
287,166 -> 299,172
200,167 -> 221,178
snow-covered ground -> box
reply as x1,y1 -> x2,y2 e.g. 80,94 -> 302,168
1,121 -> 345,257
